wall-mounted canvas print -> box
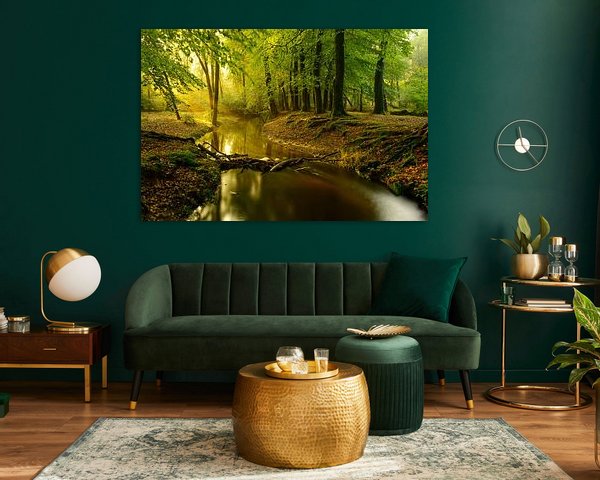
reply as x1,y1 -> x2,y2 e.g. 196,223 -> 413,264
141,29 -> 428,221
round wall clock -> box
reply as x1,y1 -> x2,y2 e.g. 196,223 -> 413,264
495,119 -> 548,171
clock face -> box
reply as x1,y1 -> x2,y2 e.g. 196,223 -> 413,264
495,119 -> 548,171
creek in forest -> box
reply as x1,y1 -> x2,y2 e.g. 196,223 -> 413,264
190,117 -> 426,221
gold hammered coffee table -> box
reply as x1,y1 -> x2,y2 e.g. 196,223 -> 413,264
232,361 -> 370,469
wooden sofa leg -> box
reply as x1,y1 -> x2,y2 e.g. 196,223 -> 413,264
437,369 -> 446,386
129,370 -> 144,410
459,370 -> 474,409
156,370 -> 163,387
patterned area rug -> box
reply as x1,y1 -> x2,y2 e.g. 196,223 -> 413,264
35,418 -> 571,480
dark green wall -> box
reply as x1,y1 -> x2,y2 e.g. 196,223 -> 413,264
1,0 -> 599,383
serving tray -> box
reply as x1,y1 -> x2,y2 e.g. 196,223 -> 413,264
265,361 -> 339,380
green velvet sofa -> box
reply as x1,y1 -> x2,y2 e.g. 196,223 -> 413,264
124,262 -> 480,409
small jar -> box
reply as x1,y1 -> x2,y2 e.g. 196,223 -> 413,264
0,307 -> 7,329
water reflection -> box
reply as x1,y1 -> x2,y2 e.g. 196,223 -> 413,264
194,116 -> 427,221
201,117 -> 306,159
194,162 -> 426,221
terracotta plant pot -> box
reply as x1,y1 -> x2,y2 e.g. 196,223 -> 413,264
511,254 -> 548,280
596,384 -> 600,469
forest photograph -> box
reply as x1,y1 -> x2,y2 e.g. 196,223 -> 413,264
141,29 -> 428,221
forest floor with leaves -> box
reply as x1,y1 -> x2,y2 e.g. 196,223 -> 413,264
263,112 -> 428,210
141,131 -> 220,221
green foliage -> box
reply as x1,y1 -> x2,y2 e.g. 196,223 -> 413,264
547,289 -> 600,389
141,29 -> 204,117
167,150 -> 198,167
182,114 -> 196,126
140,28 -> 428,117
492,212 -> 550,254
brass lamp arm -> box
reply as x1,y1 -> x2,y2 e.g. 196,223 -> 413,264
40,250 -> 75,327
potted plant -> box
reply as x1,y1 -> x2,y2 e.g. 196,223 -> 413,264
547,288 -> 600,468
493,212 -> 550,279
548,289 -> 600,387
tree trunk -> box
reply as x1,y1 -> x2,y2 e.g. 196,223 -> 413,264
212,60 -> 220,126
197,55 -> 213,110
313,29 -> 324,114
373,38 -> 388,115
359,86 -> 363,112
292,57 -> 300,110
163,72 -> 180,120
299,51 -> 310,112
332,29 -> 347,117
264,55 -> 278,116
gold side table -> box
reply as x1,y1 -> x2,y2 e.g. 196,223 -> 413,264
484,276 -> 599,411
232,361 -> 370,469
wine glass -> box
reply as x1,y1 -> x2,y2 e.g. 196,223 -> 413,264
564,244 -> 578,282
276,346 -> 304,372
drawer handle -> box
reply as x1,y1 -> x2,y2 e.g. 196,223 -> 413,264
43,348 -> 57,351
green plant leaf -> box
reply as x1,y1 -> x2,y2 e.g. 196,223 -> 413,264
547,352 -> 596,370
561,340 -> 600,357
526,243 -> 533,254
573,289 -> 600,342
514,228 -> 521,245
568,366 -> 597,389
517,213 -> 531,241
492,237 -> 520,253
539,215 -> 550,240
530,234 -> 541,253
551,340 -> 573,354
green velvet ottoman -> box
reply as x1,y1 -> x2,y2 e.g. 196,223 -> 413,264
335,335 -> 423,435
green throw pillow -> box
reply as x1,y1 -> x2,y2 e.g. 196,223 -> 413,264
369,253 -> 467,323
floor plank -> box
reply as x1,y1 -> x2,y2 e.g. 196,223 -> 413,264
0,381 -> 596,479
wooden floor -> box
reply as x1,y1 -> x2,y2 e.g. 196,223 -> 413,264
0,380 -> 596,479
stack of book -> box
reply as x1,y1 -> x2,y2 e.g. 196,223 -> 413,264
515,298 -> 571,309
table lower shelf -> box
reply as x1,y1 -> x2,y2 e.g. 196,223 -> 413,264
484,384 -> 592,411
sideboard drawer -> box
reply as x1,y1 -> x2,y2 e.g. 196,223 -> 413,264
0,335 -> 90,363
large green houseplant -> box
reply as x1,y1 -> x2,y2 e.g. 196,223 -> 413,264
547,288 -> 600,389
493,213 -> 550,279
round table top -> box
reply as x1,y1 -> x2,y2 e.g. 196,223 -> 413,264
238,361 -> 363,382
501,276 -> 600,287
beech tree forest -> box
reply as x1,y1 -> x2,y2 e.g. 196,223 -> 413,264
141,29 -> 428,222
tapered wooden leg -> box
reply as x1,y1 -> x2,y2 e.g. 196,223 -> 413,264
102,355 -> 108,389
129,370 -> 144,410
84,365 -> 91,402
459,370 -> 474,409
156,370 -> 163,387
437,369 -> 446,386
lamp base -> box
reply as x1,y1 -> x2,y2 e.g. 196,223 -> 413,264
47,322 -> 101,334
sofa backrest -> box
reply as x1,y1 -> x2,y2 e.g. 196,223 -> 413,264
168,263 -> 389,316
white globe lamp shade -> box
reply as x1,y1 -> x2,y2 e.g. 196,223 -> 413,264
46,249 -> 101,301
48,255 -> 101,301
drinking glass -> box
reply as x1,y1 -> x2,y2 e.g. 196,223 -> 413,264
291,360 -> 309,374
500,284 -> 514,305
314,348 -> 329,373
276,346 -> 304,372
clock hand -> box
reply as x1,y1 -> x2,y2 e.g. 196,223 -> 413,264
525,148 -> 539,165
517,127 -> 525,150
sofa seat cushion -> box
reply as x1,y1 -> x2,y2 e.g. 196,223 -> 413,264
127,315 -> 480,339
123,315 -> 480,372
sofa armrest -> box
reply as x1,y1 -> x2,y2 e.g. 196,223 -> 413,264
448,279 -> 477,330
125,265 -> 172,330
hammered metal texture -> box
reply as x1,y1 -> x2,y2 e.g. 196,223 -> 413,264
232,362 -> 370,469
